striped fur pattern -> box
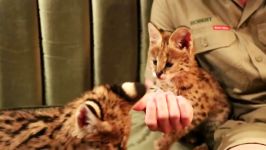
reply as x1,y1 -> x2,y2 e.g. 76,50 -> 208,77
148,23 -> 230,150
0,82 -> 146,150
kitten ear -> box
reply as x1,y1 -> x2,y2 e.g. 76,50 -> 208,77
148,23 -> 162,46
169,27 -> 193,53
110,82 -> 146,102
77,104 -> 99,129
76,104 -> 112,133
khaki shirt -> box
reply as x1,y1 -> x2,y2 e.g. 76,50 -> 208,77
128,1 -> 266,149
149,0 -> 266,106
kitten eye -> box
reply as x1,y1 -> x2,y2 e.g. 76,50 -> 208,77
165,62 -> 173,68
153,60 -> 157,65
85,99 -> 103,120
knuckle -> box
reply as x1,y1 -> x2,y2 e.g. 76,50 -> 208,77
177,95 -> 185,99
145,119 -> 156,127
147,124 -> 157,131
146,93 -> 156,99
146,102 -> 154,110
167,91 -> 175,96
167,95 -> 176,102
156,94 -> 165,102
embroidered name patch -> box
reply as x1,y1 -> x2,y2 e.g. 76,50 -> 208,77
213,25 -> 231,30
190,17 -> 212,25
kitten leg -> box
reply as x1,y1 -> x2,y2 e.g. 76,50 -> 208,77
202,102 -> 230,148
120,135 -> 128,150
154,132 -> 178,150
154,126 -> 193,150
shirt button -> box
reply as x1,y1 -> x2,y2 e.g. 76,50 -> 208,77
255,56 -> 263,62
201,38 -> 208,47
203,42 -> 208,47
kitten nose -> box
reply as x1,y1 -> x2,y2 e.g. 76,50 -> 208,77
156,71 -> 163,79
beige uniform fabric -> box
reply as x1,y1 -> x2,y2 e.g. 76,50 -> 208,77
128,0 -> 266,149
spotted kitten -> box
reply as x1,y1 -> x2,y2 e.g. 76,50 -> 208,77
147,23 -> 230,150
0,82 -> 146,150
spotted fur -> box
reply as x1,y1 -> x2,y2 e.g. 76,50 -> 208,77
0,82 -> 146,150
147,23 -> 230,150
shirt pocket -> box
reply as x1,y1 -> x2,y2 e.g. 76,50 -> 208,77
192,27 -> 252,93
257,23 -> 266,46
192,26 -> 236,54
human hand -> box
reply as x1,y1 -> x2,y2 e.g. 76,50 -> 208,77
132,90 -> 193,133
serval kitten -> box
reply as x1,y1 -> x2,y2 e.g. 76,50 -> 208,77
147,23 -> 230,150
0,82 -> 146,150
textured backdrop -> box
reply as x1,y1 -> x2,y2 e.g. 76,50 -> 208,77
0,0 -> 152,107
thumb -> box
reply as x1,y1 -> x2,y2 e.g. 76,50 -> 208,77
132,95 -> 148,111
145,79 -> 154,89
133,79 -> 155,111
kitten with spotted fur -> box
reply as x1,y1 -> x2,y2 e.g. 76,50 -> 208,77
147,23 -> 230,150
0,82 -> 146,150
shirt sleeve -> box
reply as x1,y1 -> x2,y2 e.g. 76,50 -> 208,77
145,0 -> 174,81
150,0 -> 174,31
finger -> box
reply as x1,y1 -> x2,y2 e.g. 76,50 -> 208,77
155,92 -> 172,133
132,94 -> 149,111
177,96 -> 193,128
166,92 -> 181,131
145,97 -> 158,131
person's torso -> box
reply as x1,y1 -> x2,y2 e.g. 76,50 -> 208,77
151,0 -> 266,102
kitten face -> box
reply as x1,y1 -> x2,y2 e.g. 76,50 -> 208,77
148,23 -> 194,80
72,82 -> 146,146
0,82 -> 146,149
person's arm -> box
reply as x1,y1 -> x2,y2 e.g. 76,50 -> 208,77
150,0 -> 174,31
134,0 -> 193,133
